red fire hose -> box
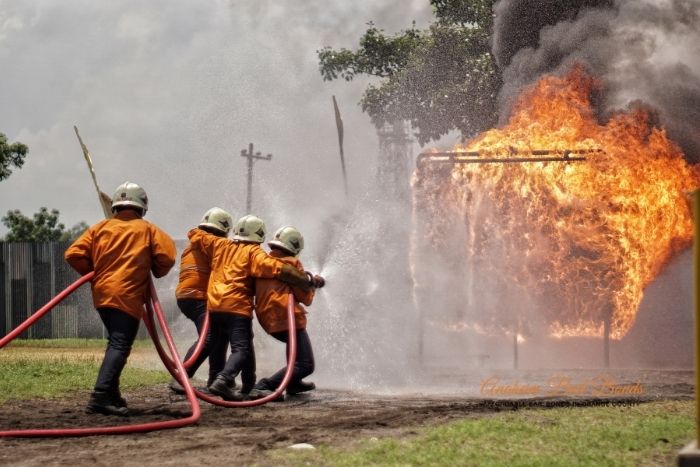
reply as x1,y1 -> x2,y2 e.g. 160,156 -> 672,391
0,273 -> 201,437
147,284 -> 297,407
0,272 -> 94,349
0,272 -> 301,436
180,307 -> 210,370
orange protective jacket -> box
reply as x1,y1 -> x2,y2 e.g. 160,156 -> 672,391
175,229 -> 215,301
64,210 -> 177,320
187,228 -> 284,318
255,249 -> 314,334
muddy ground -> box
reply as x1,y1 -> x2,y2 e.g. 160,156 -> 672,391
0,370 -> 694,467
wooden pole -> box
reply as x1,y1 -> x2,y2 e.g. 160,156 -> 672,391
240,143 -> 272,213
74,126 -> 113,219
332,96 -> 348,198
246,144 -> 253,213
693,190 -> 700,446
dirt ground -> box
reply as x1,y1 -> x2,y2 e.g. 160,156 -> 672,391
0,370 -> 693,467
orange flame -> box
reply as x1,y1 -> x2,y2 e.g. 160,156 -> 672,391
413,65 -> 700,340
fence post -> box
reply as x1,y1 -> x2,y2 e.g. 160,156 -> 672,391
0,243 -> 6,338
32,243 -> 52,338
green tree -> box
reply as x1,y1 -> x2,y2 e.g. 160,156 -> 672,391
0,132 -> 29,181
60,221 -> 90,242
317,0 -> 499,145
1,208 -> 87,242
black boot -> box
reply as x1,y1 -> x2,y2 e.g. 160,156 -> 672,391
208,375 -> 245,401
112,390 -> 127,408
245,388 -> 273,400
169,378 -> 186,395
253,378 -> 283,401
286,380 -> 316,395
207,375 -> 237,389
254,378 -> 271,391
86,391 -> 129,416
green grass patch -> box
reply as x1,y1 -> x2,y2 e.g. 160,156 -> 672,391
0,339 -> 168,403
6,338 -> 154,349
0,357 -> 168,403
275,401 -> 694,466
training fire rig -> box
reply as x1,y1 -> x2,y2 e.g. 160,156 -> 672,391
417,148 -> 601,166
415,147 -> 610,370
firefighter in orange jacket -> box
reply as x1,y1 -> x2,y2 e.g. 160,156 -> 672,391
171,207 -> 234,393
253,226 -> 324,398
65,182 -> 176,416
189,215 -> 321,401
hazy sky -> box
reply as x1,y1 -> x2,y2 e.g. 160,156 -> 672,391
0,1 -> 433,238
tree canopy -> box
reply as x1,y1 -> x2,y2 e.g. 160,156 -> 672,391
1,208 -> 87,242
0,132 -> 28,181
317,0 -> 499,145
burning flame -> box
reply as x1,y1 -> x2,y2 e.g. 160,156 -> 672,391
413,65 -> 700,340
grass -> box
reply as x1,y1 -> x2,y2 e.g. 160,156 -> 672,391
273,400 -> 694,466
0,339 -> 169,403
6,338 -> 155,349
0,340 -> 694,465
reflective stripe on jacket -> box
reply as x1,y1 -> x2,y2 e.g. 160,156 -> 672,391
187,228 -> 283,318
254,249 -> 313,334
64,210 -> 176,320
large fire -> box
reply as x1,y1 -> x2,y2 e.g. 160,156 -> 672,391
412,65 -> 700,340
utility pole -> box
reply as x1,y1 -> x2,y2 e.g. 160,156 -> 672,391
240,142 -> 272,213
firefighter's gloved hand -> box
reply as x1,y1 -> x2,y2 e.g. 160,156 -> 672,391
312,275 -> 325,289
304,271 -> 324,289
305,271 -> 314,288
281,264 -> 315,290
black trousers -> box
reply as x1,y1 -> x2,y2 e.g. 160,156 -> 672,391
210,312 -> 256,391
94,308 -> 140,394
262,328 -> 315,389
177,299 -> 225,384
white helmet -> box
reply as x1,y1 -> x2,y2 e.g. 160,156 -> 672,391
268,226 -> 304,256
199,207 -> 233,236
112,181 -> 148,214
233,215 -> 266,243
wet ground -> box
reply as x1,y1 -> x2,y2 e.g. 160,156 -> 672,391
0,369 -> 693,466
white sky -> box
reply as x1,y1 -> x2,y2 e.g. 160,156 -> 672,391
0,0 -> 433,238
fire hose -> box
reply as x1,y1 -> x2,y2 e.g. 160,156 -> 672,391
179,306 -> 210,370
0,272 -> 94,349
0,272 -> 299,436
146,283 -> 297,407
0,272 -> 200,437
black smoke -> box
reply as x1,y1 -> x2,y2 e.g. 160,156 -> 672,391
492,0 -> 700,161
492,0 -> 613,69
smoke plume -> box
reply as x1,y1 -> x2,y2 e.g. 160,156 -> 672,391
493,0 -> 700,161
